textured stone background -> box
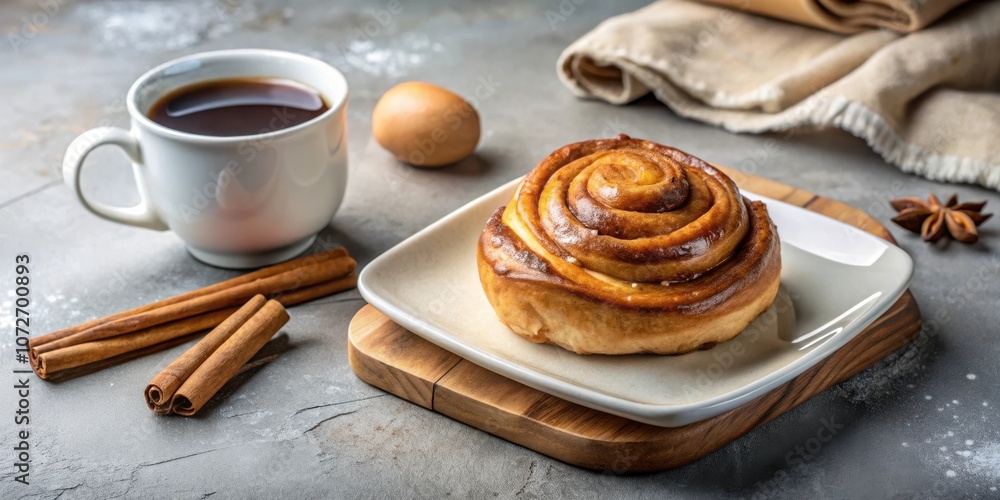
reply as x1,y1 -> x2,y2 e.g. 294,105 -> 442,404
1,0 -> 998,498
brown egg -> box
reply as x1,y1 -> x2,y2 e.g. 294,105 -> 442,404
372,81 -> 481,167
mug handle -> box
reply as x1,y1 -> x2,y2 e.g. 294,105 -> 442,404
63,127 -> 168,231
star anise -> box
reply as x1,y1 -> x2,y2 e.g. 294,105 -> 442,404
890,194 -> 992,244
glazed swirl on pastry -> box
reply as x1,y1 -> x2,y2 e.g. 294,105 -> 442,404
477,135 -> 781,355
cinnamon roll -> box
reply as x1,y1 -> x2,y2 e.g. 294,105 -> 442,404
477,135 -> 781,355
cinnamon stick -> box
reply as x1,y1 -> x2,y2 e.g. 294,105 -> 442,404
36,307 -> 236,379
32,254 -> 355,356
43,332 -> 203,383
145,295 -> 267,413
32,273 -> 357,380
30,247 -> 347,348
169,299 -> 289,416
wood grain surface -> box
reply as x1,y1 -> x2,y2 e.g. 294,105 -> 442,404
347,169 -> 922,472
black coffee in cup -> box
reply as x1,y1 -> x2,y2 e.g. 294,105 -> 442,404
147,78 -> 329,137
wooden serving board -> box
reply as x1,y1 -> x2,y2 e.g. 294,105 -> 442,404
347,168 -> 922,472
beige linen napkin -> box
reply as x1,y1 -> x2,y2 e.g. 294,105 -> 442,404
558,0 -> 1000,190
701,0 -> 968,34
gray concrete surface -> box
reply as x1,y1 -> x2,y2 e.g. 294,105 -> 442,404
1,0 -> 999,498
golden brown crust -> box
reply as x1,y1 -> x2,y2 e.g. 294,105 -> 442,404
476,135 -> 782,355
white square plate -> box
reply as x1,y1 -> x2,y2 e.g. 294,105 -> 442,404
358,178 -> 913,427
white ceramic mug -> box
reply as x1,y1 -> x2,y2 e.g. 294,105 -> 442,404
63,49 -> 349,269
